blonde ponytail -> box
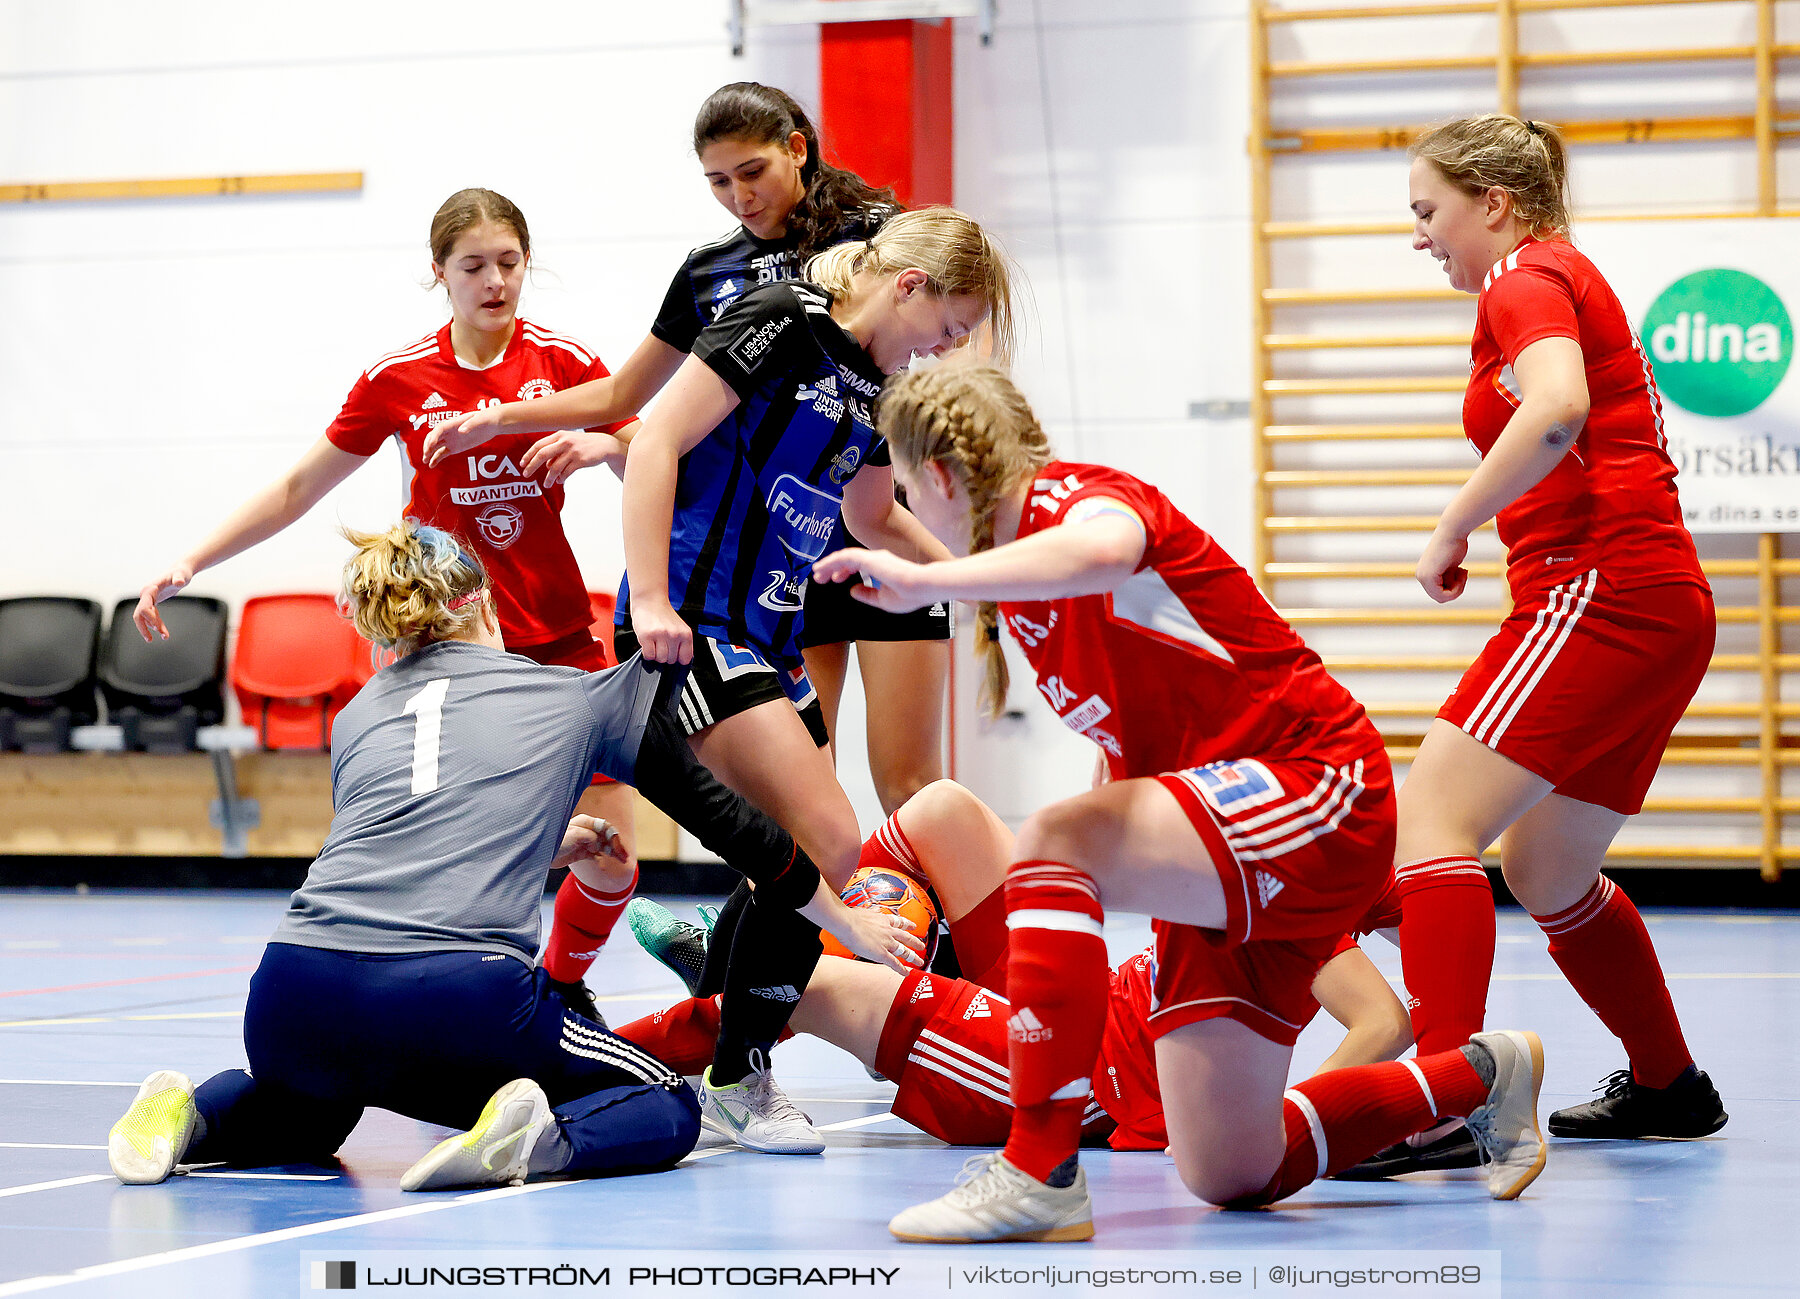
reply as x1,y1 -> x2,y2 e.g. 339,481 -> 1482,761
877,356 -> 1052,718
339,520 -> 488,657
805,207 -> 1019,364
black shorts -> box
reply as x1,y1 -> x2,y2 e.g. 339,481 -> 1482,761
798,575 -> 956,649
615,615 -> 829,749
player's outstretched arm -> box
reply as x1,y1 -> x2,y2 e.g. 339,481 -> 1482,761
423,333 -> 684,464
133,437 -> 366,642
813,511 -> 1147,615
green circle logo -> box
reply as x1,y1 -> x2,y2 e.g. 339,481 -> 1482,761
1643,268 -> 1792,417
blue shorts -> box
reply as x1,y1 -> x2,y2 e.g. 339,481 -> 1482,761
192,942 -> 699,1174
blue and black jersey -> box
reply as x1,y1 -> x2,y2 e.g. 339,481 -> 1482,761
650,207 -> 893,356
624,280 -> 889,658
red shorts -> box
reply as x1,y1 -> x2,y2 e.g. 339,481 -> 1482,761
1440,573 -> 1713,815
876,969 -> 1112,1147
1149,750 -> 1395,1046
514,629 -> 619,786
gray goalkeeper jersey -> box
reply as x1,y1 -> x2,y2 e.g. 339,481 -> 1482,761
270,641 -> 660,963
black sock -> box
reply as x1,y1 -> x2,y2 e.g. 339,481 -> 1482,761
1043,1154 -> 1080,1188
698,880 -> 752,999
1462,1042 -> 1497,1089
630,701 -> 821,911
711,894 -> 824,1086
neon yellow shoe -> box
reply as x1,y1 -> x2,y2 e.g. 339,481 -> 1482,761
400,1079 -> 553,1192
109,1071 -> 198,1185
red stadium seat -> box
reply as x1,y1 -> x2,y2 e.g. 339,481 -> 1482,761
588,590 -> 618,660
231,594 -> 369,750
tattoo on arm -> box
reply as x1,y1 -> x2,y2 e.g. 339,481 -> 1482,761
1542,420 -> 1578,449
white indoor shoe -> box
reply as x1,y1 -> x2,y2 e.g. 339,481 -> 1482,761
889,1153 -> 1095,1243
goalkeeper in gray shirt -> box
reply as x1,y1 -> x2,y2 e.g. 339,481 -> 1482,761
108,520 -> 919,1191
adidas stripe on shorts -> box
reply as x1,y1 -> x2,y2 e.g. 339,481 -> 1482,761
1439,571 -> 1713,815
1148,747 -> 1395,1046
875,969 -> 1112,1147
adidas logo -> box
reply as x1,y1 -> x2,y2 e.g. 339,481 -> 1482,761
1007,1007 -> 1052,1043
421,391 -> 447,410
1256,870 -> 1285,908
816,373 -> 837,395
909,977 -> 936,1004
715,278 -> 740,300
749,984 -> 802,1003
964,993 -> 991,1021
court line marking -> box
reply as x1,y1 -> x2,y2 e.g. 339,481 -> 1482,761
0,1175 -> 110,1200
0,966 -> 254,1001
0,1010 -> 245,1030
0,1143 -> 105,1151
188,1171 -> 338,1181
818,1112 -> 898,1132
0,1179 -> 571,1296
0,1079 -> 138,1087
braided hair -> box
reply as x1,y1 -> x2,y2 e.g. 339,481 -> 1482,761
877,357 -> 1051,716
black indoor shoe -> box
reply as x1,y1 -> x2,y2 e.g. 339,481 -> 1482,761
1548,1065 -> 1727,1139
548,976 -> 607,1028
1331,1121 -> 1482,1180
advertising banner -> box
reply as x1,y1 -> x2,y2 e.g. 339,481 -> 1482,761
1579,221 -> 1797,533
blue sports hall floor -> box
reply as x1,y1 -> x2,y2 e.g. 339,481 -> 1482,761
0,889 -> 1793,1298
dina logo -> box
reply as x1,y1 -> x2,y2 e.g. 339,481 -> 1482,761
1644,268 -> 1793,417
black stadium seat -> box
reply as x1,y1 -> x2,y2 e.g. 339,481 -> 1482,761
99,596 -> 229,753
0,596 -> 104,753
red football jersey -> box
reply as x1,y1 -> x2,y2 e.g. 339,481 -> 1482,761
1095,947 -> 1166,1151
325,321 -> 628,647
1002,461 -> 1379,780
1467,239 -> 1705,596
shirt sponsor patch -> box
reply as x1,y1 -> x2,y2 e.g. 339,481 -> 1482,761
450,482 -> 543,504
726,314 -> 791,372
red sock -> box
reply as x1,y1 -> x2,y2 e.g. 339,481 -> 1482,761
1396,857 -> 1495,1057
613,994 -> 793,1074
1533,876 -> 1693,1088
999,861 -> 1109,1183
1241,1049 -> 1490,1205
613,996 -> 723,1074
542,868 -> 637,983
862,811 -> 925,881
950,887 -> 1010,996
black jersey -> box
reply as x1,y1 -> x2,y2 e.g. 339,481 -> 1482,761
651,207 -> 893,355
623,281 -> 889,657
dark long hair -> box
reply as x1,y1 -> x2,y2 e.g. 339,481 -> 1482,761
693,82 -> 899,258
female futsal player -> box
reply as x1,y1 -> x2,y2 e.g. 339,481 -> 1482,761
107,522 -> 917,1192
596,208 -> 1014,1149
426,82 -> 953,824
1376,115 -> 1724,1168
812,358 -> 1548,1242
130,189 -> 646,994
618,778 -> 1416,1156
